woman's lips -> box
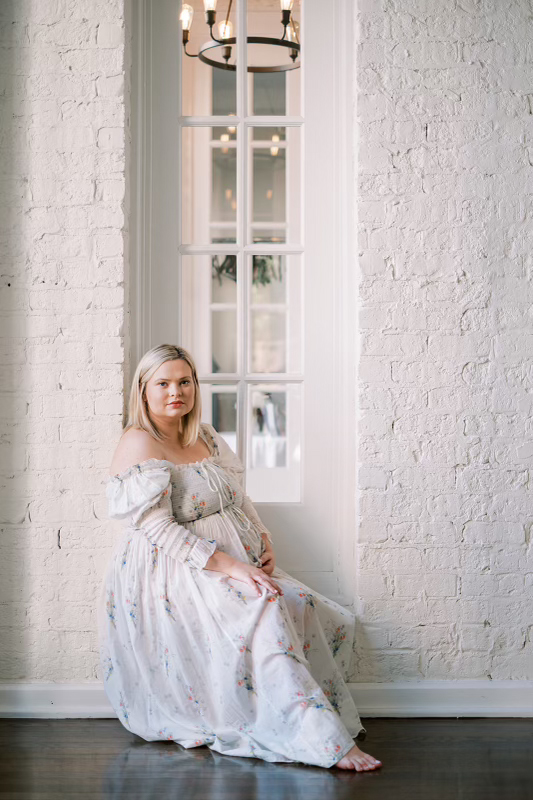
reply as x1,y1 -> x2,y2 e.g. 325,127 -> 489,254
168,402 -> 184,406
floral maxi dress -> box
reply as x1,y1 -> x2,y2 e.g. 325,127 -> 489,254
97,422 -> 366,768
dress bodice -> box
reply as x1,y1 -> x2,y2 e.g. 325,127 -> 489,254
106,423 -> 246,526
160,458 -> 245,525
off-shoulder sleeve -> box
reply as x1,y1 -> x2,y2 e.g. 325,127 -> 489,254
106,462 -> 171,525
105,461 -> 217,569
204,424 -> 274,545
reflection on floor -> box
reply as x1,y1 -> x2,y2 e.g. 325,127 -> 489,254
0,717 -> 532,799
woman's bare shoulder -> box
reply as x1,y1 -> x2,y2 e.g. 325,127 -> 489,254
108,428 -> 164,477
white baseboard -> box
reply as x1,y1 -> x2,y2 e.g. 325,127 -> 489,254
0,680 -> 531,719
349,680 -> 533,717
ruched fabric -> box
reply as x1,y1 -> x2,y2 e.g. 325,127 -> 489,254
97,422 -> 366,768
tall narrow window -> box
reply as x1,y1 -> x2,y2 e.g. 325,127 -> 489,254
179,0 -> 303,504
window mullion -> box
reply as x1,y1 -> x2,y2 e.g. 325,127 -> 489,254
178,116 -> 304,126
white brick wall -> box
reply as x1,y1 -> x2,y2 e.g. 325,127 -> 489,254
0,0 -> 127,681
353,0 -> 533,682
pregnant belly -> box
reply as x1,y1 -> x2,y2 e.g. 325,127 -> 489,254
182,506 -> 265,567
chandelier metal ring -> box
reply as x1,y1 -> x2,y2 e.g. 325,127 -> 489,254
198,37 -> 301,73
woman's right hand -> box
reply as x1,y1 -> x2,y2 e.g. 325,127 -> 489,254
226,560 -> 284,597
206,550 -> 283,597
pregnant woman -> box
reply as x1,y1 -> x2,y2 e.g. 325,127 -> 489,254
97,344 -> 382,772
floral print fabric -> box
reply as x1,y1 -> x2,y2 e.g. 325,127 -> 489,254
97,423 -> 366,768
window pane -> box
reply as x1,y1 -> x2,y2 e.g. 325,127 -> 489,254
213,125 -> 237,141
247,1 -> 301,116
248,126 -> 300,245
253,147 -> 285,225
250,227 -> 286,244
181,255 -> 238,375
212,68 -> 236,116
253,72 -> 286,116
200,384 -> 238,445
251,255 -> 285,304
212,310 -> 237,373
253,126 -> 286,141
249,255 -> 302,374
212,148 -> 237,225
251,311 -> 286,373
246,382 -> 301,502
182,127 -> 237,245
181,0 -> 236,115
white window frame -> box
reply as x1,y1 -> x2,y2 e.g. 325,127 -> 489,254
129,0 -> 356,605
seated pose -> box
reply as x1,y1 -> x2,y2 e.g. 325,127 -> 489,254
98,344 -> 382,772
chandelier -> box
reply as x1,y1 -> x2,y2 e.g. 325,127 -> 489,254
180,0 -> 300,73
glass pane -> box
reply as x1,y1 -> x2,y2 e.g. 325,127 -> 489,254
251,255 -> 285,304
246,382 -> 302,502
250,227 -> 286,244
181,255 -> 238,375
200,384 -> 238,448
253,147 -> 286,223
212,147 -> 237,224
181,1 -> 236,115
253,126 -> 286,141
248,126 -> 300,244
249,255 -> 302,373
213,124 -> 237,141
251,311 -> 286,373
212,310 -> 237,372
247,1 -> 301,116
211,226 -> 237,243
212,68 -> 236,116
253,72 -> 285,115
182,127 -> 237,245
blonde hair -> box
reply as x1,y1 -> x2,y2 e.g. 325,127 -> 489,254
125,344 -> 202,447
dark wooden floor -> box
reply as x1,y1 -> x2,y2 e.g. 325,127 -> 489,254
0,718 -> 532,799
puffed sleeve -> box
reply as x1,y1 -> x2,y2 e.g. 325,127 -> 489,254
205,425 -> 274,545
105,461 -> 217,570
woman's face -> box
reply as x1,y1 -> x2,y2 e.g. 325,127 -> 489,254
144,359 -> 196,427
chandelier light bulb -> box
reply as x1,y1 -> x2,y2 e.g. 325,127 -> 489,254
286,19 -> 299,43
180,3 -> 194,31
218,20 -> 233,40
220,133 -> 230,142
203,0 -> 217,10
280,0 -> 294,10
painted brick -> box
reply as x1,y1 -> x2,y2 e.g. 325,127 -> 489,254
0,2 -> 127,681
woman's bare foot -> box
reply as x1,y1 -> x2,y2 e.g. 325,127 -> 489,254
335,742 -> 382,771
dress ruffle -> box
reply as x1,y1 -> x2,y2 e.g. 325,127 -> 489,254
106,462 -> 173,525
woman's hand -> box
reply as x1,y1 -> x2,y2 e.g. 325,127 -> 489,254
204,548 -> 283,596
260,542 -> 276,576
226,559 -> 283,597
